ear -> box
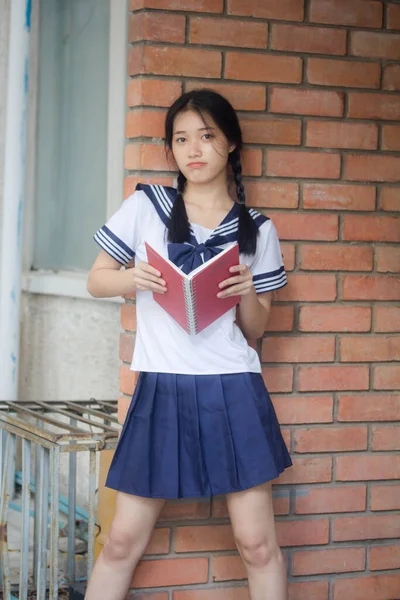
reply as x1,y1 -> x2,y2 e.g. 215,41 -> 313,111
229,145 -> 236,153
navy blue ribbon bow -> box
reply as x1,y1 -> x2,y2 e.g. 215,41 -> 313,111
168,241 -> 223,275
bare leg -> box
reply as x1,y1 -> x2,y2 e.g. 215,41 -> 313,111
84,492 -> 165,600
226,482 -> 287,600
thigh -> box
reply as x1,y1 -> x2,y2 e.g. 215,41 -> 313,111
108,491 -> 166,553
226,482 -> 278,547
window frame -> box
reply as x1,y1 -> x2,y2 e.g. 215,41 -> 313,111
22,0 -> 128,303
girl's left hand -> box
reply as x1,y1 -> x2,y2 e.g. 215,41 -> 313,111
217,264 -> 254,298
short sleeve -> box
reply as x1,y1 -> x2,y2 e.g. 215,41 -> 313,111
250,220 -> 287,294
93,194 -> 139,265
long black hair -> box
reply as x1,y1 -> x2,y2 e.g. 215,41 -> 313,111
164,89 -> 258,255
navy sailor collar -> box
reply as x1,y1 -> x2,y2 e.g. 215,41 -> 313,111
136,183 -> 269,246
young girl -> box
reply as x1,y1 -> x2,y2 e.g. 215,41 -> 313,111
85,90 -> 292,600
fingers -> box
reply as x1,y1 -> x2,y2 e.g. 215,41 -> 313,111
135,262 -> 167,293
135,277 -> 167,293
217,283 -> 252,298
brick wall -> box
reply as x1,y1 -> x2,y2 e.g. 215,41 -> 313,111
118,1 -> 400,598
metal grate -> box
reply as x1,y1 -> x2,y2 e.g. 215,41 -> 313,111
0,399 -> 119,600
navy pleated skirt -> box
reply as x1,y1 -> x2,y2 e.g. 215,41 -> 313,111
106,371 -> 292,499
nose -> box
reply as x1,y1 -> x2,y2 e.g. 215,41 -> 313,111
188,140 -> 202,158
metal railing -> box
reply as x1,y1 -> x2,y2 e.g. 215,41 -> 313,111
0,399 -> 119,600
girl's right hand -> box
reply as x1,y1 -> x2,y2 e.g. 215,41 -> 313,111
132,262 -> 167,293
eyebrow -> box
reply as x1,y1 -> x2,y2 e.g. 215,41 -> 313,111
173,126 -> 215,135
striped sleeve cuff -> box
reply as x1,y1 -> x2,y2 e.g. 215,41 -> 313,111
94,225 -> 134,265
253,266 -> 287,294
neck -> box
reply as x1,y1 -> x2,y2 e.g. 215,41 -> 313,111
183,173 -> 232,210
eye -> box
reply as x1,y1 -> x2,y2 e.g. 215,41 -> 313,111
203,133 -> 214,141
175,137 -> 186,143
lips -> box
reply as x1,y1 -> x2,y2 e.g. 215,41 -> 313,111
187,162 -> 206,167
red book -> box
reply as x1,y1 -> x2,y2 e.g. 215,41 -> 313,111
145,242 -> 241,335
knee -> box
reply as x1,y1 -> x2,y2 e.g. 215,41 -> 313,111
102,527 -> 138,563
235,535 -> 283,570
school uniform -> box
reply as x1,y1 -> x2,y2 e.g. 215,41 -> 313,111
94,184 -> 292,499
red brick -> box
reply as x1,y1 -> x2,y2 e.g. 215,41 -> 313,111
241,117 -> 301,146
160,500 -> 210,521
298,366 -> 369,392
333,574 -> 400,600
128,45 -> 222,79
371,425 -> 400,451
309,0 -> 383,28
342,275 -> 400,301
348,92 -> 400,120
374,365 -> 400,390
211,495 -> 290,518
119,333 -> 135,363
376,247 -> 400,273
225,53 -> 302,84
186,81 -> 265,111
281,243 -> 296,271
299,306 -> 371,333
270,87 -> 343,117
120,365 -> 137,395
380,187 -> 400,211
388,3 -> 400,30
262,367 -> 294,393
190,17 -> 267,48
121,304 -> 137,332
382,125 -> 400,151
375,306 -> 400,332
306,121 -> 378,150
295,485 -> 366,514
126,109 -> 166,139
117,396 -> 131,425
129,12 -> 185,43
370,545 -> 400,571
293,547 -> 365,576
241,149 -> 262,176
294,426 -> 367,453
267,150 -> 340,179
262,336 -> 335,363
124,176 -> 174,199
277,457 -> 332,485
244,182 -> 299,209
143,528 -> 170,555
336,455 -> 400,481
343,215 -> 400,242
303,183 -> 376,211
272,395 -> 333,425
125,143 -> 175,172
338,394 -> 400,422
277,518 -> 330,546
175,525 -> 235,553
383,64 -> 400,90
345,154 -> 400,183
288,581 -> 329,600
278,274 -> 337,302
265,306 -> 294,332
271,24 -> 346,55
211,556 -> 246,582
334,515 -> 400,542
299,244 -> 373,271
307,58 -> 380,89
340,335 -> 400,362
228,0 -> 304,21
173,590 -> 248,600
132,557 -> 208,588
127,78 -> 182,108
130,0 -> 223,11
350,31 -> 400,60
129,594 -> 167,600
370,484 -> 400,510
270,213 -> 339,241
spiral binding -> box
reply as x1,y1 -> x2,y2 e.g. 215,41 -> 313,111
183,279 -> 199,335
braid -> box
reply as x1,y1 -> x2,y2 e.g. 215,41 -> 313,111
167,171 -> 191,243
228,149 -> 258,255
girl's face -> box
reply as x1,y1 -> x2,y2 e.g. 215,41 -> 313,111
171,110 -> 234,185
